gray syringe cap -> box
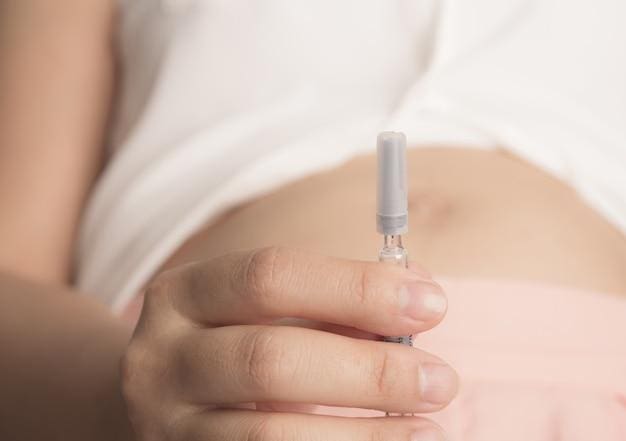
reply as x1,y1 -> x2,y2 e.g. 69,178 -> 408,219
376,131 -> 408,235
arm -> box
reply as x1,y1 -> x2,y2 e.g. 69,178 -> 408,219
0,0 -> 116,283
0,271 -> 134,441
0,1 -> 135,439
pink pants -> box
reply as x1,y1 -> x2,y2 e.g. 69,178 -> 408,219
313,278 -> 626,440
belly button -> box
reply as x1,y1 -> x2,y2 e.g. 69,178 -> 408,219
408,191 -> 454,226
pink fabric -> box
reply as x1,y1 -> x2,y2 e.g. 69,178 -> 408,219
311,278 -> 626,439
122,278 -> 626,438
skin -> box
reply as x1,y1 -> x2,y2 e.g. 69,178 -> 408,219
163,147 -> 626,295
123,248 -> 455,440
0,271 -> 133,441
1,1 -> 625,440
0,0 -> 115,283
0,2 -> 456,439
0,1 -> 130,439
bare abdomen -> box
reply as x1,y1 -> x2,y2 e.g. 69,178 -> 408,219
161,147 -> 626,295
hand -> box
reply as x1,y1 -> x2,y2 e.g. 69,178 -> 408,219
121,246 -> 457,440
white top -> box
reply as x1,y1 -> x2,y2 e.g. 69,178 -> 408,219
76,0 -> 626,312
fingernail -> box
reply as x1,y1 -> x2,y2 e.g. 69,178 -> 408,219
410,427 -> 446,441
398,282 -> 447,322
419,362 -> 458,405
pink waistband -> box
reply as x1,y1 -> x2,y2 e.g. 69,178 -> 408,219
416,277 -> 626,393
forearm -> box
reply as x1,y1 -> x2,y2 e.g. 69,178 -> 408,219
0,0 -> 116,283
0,271 -> 135,441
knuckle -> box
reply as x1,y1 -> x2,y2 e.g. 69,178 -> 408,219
246,415 -> 285,441
368,347 -> 400,398
366,422 -> 437,441
367,428 -> 389,441
120,338 -> 170,405
144,270 -> 177,312
119,343 -> 149,406
353,264 -> 377,307
120,337 -> 181,440
120,340 -> 178,438
243,246 -> 285,306
243,328 -> 290,394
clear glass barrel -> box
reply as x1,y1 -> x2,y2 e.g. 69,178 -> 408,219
378,234 -> 414,416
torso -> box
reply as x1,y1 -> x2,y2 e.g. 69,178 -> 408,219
161,147 -> 626,295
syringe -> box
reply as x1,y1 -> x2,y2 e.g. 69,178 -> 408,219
376,131 -> 414,417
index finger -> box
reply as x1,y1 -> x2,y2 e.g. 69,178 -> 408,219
150,246 -> 447,336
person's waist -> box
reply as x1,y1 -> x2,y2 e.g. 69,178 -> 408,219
162,147 -> 626,294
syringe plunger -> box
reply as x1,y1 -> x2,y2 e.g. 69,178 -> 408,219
376,131 -> 408,235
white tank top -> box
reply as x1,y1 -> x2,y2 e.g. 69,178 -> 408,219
76,0 -> 626,312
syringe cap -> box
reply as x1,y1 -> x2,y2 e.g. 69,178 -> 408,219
376,131 -> 408,235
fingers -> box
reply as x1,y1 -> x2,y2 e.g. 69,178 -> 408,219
182,409 -> 446,441
155,246 -> 446,336
175,325 -> 458,414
